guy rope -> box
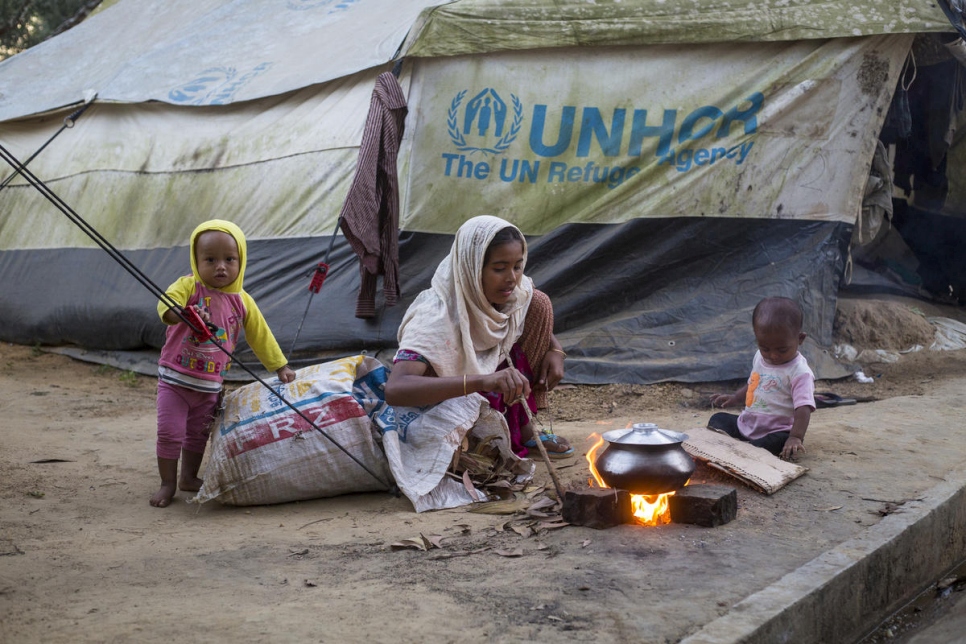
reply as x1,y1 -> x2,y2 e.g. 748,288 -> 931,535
0,141 -> 395,494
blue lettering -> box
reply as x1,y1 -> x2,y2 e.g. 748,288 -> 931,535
629,109 -> 676,158
679,106 -> 723,143
717,93 -> 763,137
676,149 -> 693,173
547,161 -> 568,183
577,108 -> 625,157
545,161 -> 639,189
499,158 -> 539,183
530,105 -> 576,157
441,153 -> 489,179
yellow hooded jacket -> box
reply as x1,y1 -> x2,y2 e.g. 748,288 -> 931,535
157,220 -> 287,387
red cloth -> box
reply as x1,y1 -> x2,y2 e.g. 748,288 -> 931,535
338,71 -> 408,319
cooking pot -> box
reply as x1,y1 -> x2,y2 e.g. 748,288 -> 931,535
595,423 -> 695,495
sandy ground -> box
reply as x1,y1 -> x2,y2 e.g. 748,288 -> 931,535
2,296 -> 966,643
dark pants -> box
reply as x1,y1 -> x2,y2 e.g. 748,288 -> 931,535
707,412 -> 788,457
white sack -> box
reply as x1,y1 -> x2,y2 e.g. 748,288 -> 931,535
192,355 -> 393,506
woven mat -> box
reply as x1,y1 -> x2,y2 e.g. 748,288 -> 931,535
682,427 -> 808,495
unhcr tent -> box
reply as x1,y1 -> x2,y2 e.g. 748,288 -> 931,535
0,0 -> 959,384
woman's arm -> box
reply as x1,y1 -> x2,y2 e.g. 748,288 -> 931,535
384,359 -> 531,407
535,334 -> 566,393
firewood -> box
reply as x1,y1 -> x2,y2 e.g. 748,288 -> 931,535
667,484 -> 737,527
562,488 -> 633,529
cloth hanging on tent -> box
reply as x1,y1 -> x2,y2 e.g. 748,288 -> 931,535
338,71 -> 408,319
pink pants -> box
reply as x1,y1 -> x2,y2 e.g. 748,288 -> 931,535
156,380 -> 220,460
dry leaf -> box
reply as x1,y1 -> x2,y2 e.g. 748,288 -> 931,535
495,548 -> 523,557
581,539 -> 592,548
537,520 -> 570,530
510,524 -> 533,538
462,470 -> 482,502
390,534 -> 432,551
468,493 -> 528,515
524,485 -> 547,498
815,505 -> 843,512
535,542 -> 549,551
427,535 -> 445,549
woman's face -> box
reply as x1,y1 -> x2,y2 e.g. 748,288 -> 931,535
481,240 -> 525,308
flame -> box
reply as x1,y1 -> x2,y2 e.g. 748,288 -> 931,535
631,493 -> 672,525
586,432 -> 674,526
586,433 -> 608,488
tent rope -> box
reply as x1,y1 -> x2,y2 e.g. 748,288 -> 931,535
288,214 -> 341,355
0,97 -> 96,192
0,142 -> 395,494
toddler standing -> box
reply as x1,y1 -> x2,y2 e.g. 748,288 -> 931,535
708,296 -> 815,460
151,219 -> 295,507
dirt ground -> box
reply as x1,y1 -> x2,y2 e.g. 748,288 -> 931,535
2,294 -> 966,643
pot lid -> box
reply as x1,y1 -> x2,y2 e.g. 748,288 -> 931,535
601,423 -> 690,445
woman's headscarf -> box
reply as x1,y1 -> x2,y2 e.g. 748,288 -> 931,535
396,215 -> 534,377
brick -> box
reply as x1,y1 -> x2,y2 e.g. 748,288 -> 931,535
562,488 -> 633,529
668,484 -> 737,527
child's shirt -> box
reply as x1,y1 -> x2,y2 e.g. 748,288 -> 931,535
158,277 -> 286,393
738,351 -> 815,440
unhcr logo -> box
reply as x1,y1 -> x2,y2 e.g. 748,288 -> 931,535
440,93 -> 761,188
287,0 -> 359,11
448,89 -> 523,156
168,63 -> 273,106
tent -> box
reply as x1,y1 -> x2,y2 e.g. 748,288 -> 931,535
0,0 -> 960,384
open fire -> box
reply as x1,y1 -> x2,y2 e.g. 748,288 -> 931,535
586,433 -> 676,526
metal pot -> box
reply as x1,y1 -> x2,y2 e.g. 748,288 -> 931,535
595,423 -> 695,495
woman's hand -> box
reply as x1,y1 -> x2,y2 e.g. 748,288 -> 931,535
276,365 -> 296,384
536,349 -> 565,394
481,367 -> 531,403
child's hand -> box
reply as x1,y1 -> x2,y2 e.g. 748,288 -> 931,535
710,393 -> 737,409
276,365 -> 296,384
781,436 -> 806,460
195,305 -> 211,323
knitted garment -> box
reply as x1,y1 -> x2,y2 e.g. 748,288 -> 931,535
519,289 -> 554,409
338,71 -> 408,319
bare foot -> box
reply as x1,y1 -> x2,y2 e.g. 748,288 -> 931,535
179,475 -> 203,493
150,482 -> 177,508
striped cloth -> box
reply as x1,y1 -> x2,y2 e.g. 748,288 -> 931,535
338,71 -> 408,319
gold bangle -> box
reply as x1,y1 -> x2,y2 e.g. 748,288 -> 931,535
463,374 -> 467,396
550,348 -> 567,358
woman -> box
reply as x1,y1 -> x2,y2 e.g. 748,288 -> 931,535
384,215 -> 573,458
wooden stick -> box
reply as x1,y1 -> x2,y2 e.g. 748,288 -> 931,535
515,398 -> 567,500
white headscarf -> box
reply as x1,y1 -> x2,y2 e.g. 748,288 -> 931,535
397,215 -> 534,377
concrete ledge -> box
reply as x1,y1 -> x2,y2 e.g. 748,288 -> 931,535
681,466 -> 966,644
